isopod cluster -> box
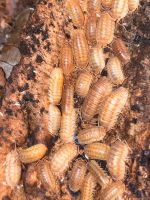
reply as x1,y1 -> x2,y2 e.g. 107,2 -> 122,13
4,0 -> 140,199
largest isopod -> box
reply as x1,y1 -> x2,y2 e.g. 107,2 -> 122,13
99,87 -> 129,130
111,0 -> 127,20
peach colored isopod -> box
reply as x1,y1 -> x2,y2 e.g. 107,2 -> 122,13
84,142 -> 110,160
101,0 -> 112,8
120,0 -> 129,19
18,144 -> 48,164
87,0 -> 101,15
128,0 -> 139,12
72,29 -> 89,68
5,150 -> 21,188
111,0 -> 127,20
96,12 -> 115,47
99,87 -> 129,130
48,104 -> 61,136
107,141 -> 129,180
48,68 -> 64,105
112,38 -> 130,64
75,72 -> 93,97
78,126 -> 106,145
89,45 -> 105,74
50,143 -> 78,177
107,56 -> 125,85
60,42 -> 74,76
65,0 -> 84,27
82,77 -> 112,121
100,181 -> 125,200
86,12 -> 97,45
68,159 -> 87,192
81,172 -> 96,200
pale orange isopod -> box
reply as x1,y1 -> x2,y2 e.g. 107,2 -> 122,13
50,143 -> 78,177
48,68 -> 64,105
87,0 -> 101,15
68,159 -> 87,192
77,126 -> 106,145
89,45 -> 105,74
128,0 -> 139,12
72,29 -> 89,68
99,87 -> 129,130
5,150 -> 21,188
107,56 -> 125,85
60,42 -> 74,76
48,104 -> 61,136
75,72 -> 93,97
86,12 -> 97,45
84,142 -> 110,160
101,0 -> 112,9
120,0 -> 129,20
65,0 -> 84,27
18,144 -> 48,164
107,141 -> 129,180
96,12 -> 115,47
111,0 -> 127,20
82,77 -> 112,121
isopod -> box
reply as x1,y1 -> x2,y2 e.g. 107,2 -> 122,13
75,72 -> 93,97
60,42 -> 74,76
96,12 -> 115,47
89,45 -> 105,74
50,143 -> 78,177
72,29 -> 89,68
65,0 -> 84,27
84,142 -> 110,160
18,144 -> 47,164
48,68 -> 64,105
68,159 -> 87,192
107,56 -> 125,85
99,87 -> 129,130
82,77 -> 112,121
101,0 -> 112,9
112,38 -> 130,64
87,0 -> 101,15
111,0 -> 127,20
120,0 -> 129,20
86,12 -> 97,45
77,126 -> 106,145
25,164 -> 38,186
5,150 -> 21,188
12,185 -> 27,200
48,104 -> 61,136
128,0 -> 139,12
107,141 -> 129,180
81,172 -> 96,200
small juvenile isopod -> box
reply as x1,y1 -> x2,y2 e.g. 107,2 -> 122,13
101,0 -> 112,9
65,0 -> 84,27
96,12 -> 115,47
48,104 -> 61,136
72,29 -> 89,68
107,141 -> 129,180
50,143 -> 78,177
99,87 -> 129,130
25,164 -> 38,186
48,68 -> 64,105
75,72 -> 93,97
81,172 -> 96,200
84,142 -> 110,160
128,0 -> 139,12
112,38 -> 130,65
86,12 -> 97,45
68,159 -> 87,192
89,45 -> 105,74
5,150 -> 21,188
77,126 -> 106,145
87,0 -> 101,15
60,42 -> 74,76
107,56 -> 125,85
82,77 -> 112,121
18,144 -> 48,164
111,0 -> 127,20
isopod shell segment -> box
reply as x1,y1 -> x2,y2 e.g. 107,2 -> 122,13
107,56 -> 125,85
77,126 -> 106,145
48,68 -> 64,105
48,104 -> 61,136
84,142 -> 110,160
5,150 -> 21,188
101,0 -> 113,8
60,42 -> 74,76
112,38 -> 130,65
50,143 -> 78,177
111,0 -> 127,20
72,29 -> 89,68
99,87 -> 129,130
107,141 -> 129,180
75,72 -> 93,97
128,0 -> 139,12
82,77 -> 112,121
65,0 -> 84,27
68,159 -> 87,192
86,12 -> 97,45
96,12 -> 115,47
18,144 -> 48,164
87,0 -> 101,15
100,181 -> 125,200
